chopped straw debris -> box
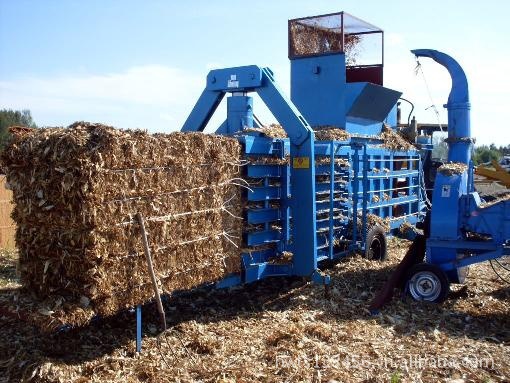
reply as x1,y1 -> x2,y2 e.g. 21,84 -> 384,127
365,213 -> 391,232
380,126 -> 415,151
399,221 -> 415,235
349,213 -> 391,236
315,157 -> 349,167
314,126 -> 350,142
1,122 -> 243,325
243,124 -> 287,139
289,21 -> 361,64
1,238 -> 508,382
438,162 -> 468,176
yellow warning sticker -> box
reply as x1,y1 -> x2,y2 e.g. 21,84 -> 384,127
293,157 -> 310,169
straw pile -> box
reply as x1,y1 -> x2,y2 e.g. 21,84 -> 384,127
243,124 -> 287,139
438,162 -> 468,176
380,126 -> 415,151
314,126 -> 351,141
364,213 -> 391,232
1,122 -> 243,319
348,213 -> 391,238
243,124 -> 415,152
289,21 -> 361,64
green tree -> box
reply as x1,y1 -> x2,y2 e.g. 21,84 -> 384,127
472,145 -> 501,165
0,109 -> 37,148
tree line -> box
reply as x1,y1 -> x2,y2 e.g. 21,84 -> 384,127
0,109 -> 508,166
0,109 -> 37,148
472,144 -> 509,165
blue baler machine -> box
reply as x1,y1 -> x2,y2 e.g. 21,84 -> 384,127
182,12 -> 509,303
182,12 -> 428,287
135,11 -> 509,351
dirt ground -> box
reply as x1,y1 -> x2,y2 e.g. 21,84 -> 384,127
0,239 -> 509,383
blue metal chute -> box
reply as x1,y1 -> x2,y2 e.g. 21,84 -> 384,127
411,49 -> 472,164
345,83 -> 402,133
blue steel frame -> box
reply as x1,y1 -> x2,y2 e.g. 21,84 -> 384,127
179,61 -> 427,287
182,65 -> 321,282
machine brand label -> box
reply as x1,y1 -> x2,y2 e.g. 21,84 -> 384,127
441,184 -> 451,198
293,157 -> 310,169
227,74 -> 239,88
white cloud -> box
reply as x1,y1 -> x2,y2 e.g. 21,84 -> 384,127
0,57 -> 508,146
386,33 -> 404,47
0,65 -> 205,132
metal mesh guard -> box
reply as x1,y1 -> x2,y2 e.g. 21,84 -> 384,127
289,12 -> 381,59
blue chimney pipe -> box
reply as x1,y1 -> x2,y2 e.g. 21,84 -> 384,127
411,49 -> 472,164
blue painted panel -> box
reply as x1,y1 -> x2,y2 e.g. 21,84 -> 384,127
243,136 -> 290,156
242,249 -> 275,265
246,230 -> 281,246
316,182 -> 346,193
430,172 -> 467,240
215,274 -> 242,289
226,95 -> 253,134
247,165 -> 282,178
247,208 -> 280,224
315,199 -> 345,210
315,143 -> 351,156
248,186 -> 281,201
206,65 -> 263,91
291,54 -> 347,128
316,218 -> 347,231
345,82 -> 402,124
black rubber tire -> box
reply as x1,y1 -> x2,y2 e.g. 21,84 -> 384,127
405,263 -> 450,303
364,225 -> 387,261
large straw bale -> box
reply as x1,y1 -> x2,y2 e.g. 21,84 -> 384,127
1,122 -> 243,321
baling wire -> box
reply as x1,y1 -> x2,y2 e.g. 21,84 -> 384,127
414,58 -> 445,132
418,157 -> 432,210
107,178 -> 246,204
490,259 -> 510,284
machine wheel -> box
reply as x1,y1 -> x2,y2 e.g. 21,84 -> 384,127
405,263 -> 450,303
364,225 -> 387,261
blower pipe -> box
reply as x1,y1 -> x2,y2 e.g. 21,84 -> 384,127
411,49 -> 472,164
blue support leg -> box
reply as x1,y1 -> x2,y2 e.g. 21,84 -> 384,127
136,304 -> 142,353
311,269 -> 331,285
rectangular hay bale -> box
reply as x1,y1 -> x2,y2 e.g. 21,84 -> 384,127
1,122 -> 243,325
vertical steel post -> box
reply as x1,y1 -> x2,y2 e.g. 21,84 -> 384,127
328,142 -> 335,258
136,304 -> 142,353
352,146 -> 359,245
227,94 -> 253,134
362,146 -> 369,247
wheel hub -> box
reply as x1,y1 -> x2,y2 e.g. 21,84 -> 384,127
409,271 -> 441,301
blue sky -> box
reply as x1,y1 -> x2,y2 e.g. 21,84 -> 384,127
1,0 -> 509,145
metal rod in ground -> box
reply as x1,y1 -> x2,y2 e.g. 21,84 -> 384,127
136,305 -> 142,352
136,212 -> 167,331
